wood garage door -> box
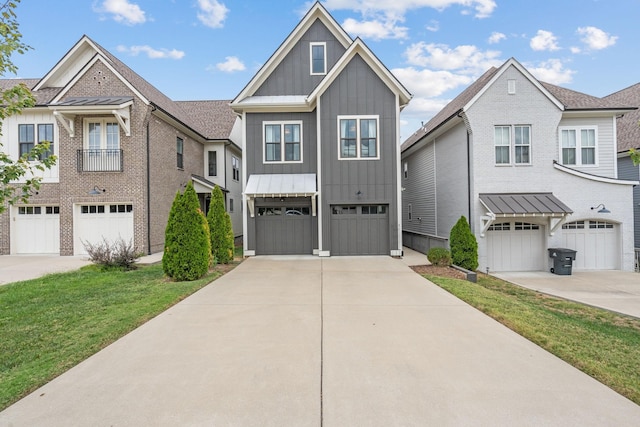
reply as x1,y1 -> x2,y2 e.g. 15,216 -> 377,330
12,206 -> 60,254
256,206 -> 312,255
561,220 -> 619,270
486,221 -> 545,272
330,205 -> 389,256
74,204 -> 134,255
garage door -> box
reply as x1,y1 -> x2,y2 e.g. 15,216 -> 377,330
12,206 -> 60,254
330,205 -> 389,256
486,221 -> 545,272
561,220 -> 619,270
74,204 -> 134,255
256,206 -> 312,255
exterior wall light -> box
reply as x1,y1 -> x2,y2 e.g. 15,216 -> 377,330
590,203 -> 610,214
89,186 -> 106,195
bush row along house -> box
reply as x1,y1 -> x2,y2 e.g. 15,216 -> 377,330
0,35 -> 242,256
401,58 -> 639,272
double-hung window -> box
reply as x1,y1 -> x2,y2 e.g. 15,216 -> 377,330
38,123 -> 54,159
264,122 -> 302,163
18,124 -> 34,158
560,126 -> 597,166
310,42 -> 326,75
494,125 -> 531,165
208,151 -> 217,176
338,116 -> 379,160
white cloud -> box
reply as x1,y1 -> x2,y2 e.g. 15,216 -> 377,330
392,67 -> 473,98
577,26 -> 617,50
488,31 -> 506,44
404,42 -> 502,74
342,17 -> 408,40
197,0 -> 229,28
215,56 -> 246,72
116,45 -> 185,60
97,0 -> 146,25
530,30 -> 560,51
323,0 -> 496,19
526,59 -> 575,85
426,20 -> 439,32
570,46 -> 581,54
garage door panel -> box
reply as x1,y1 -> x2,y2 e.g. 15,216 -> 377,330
486,222 -> 544,272
331,205 -> 389,256
75,204 -> 134,256
12,206 -> 60,254
256,206 -> 312,255
561,221 -> 618,270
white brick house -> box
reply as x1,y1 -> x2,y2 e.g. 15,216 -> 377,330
401,58 -> 638,272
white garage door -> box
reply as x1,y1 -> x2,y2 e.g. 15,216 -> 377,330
486,222 -> 545,272
12,206 -> 60,254
74,204 -> 134,255
561,220 -> 619,270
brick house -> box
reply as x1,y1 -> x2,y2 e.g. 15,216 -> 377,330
401,58 -> 637,272
0,35 -> 242,256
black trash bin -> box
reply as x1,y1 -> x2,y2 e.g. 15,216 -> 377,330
548,248 -> 577,275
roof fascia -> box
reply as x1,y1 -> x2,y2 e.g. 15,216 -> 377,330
232,2 -> 352,104
35,35 -> 98,91
464,58 -> 565,112
553,161 -> 639,185
307,39 -> 412,107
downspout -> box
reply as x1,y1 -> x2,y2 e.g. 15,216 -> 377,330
146,105 -> 156,255
467,130 -> 472,222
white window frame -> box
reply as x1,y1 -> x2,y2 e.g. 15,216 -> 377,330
337,115 -> 380,161
559,126 -> 598,167
310,42 -> 327,75
494,124 -> 531,165
262,121 -> 303,164
84,118 -> 120,150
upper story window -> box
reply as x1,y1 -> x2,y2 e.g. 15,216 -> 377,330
404,162 -> 408,179
310,42 -> 326,75
560,126 -> 597,166
79,119 -> 121,172
176,137 -> 184,169
339,116 -> 379,160
232,156 -> 240,181
264,121 -> 302,163
18,124 -> 34,158
38,124 -> 54,159
208,151 -> 217,176
494,125 -> 530,165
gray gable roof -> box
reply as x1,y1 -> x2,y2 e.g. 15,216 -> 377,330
176,100 -> 236,140
603,83 -> 640,152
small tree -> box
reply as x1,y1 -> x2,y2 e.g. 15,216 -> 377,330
0,0 -> 57,213
207,185 -> 234,264
162,183 -> 211,280
450,215 -> 478,271
630,148 -> 639,166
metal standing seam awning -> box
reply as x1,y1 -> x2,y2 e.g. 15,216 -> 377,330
49,96 -> 134,137
244,173 -> 317,217
479,193 -> 573,237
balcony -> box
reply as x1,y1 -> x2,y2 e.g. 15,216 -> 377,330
77,149 -> 123,172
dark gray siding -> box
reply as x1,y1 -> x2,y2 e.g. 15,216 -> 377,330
245,111 -> 317,175
319,54 -> 398,254
255,20 -> 347,96
618,156 -> 640,247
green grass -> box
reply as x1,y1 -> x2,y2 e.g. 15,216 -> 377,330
423,273 -> 640,405
0,263 -> 227,410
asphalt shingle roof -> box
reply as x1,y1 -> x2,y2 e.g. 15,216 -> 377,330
603,83 -> 640,152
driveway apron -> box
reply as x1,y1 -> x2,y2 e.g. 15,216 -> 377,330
1,256 -> 639,426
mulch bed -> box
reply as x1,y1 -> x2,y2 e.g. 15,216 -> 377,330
410,264 -> 467,279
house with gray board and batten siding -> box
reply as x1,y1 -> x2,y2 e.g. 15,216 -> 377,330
231,2 -> 411,256
401,58 -> 638,272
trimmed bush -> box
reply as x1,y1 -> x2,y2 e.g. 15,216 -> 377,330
207,185 -> 234,264
162,182 -> 212,281
427,247 -> 452,266
450,215 -> 478,271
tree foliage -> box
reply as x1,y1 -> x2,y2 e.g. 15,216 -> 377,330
0,0 -> 56,213
630,148 -> 640,166
450,215 -> 478,271
207,185 -> 234,264
162,183 -> 212,281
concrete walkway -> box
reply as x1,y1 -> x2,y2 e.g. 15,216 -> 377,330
494,270 -> 640,318
1,255 -> 638,426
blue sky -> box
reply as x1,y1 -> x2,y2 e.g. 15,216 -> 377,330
11,0 -> 640,140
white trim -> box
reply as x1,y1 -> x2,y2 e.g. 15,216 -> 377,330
83,118 -> 120,150
319,250 -> 331,257
558,125 -> 598,167
310,42 -> 327,75
395,93 -> 403,253
242,111 -> 249,254
244,250 -> 256,257
553,162 -> 639,185
262,120 -> 304,164
612,115 -> 618,179
337,115 -> 380,160
316,101 -> 323,254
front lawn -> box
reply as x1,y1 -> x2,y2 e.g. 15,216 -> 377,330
0,262 -> 232,410
423,273 -> 640,405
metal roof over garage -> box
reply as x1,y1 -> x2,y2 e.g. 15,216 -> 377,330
479,193 -> 573,217
245,173 -> 317,198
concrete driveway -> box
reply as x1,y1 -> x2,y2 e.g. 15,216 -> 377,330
1,256 -> 639,426
0,255 -> 91,285
494,270 -> 640,318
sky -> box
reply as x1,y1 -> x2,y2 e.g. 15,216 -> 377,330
10,0 -> 640,140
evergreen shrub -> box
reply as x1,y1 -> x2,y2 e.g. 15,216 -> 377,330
449,215 -> 479,271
